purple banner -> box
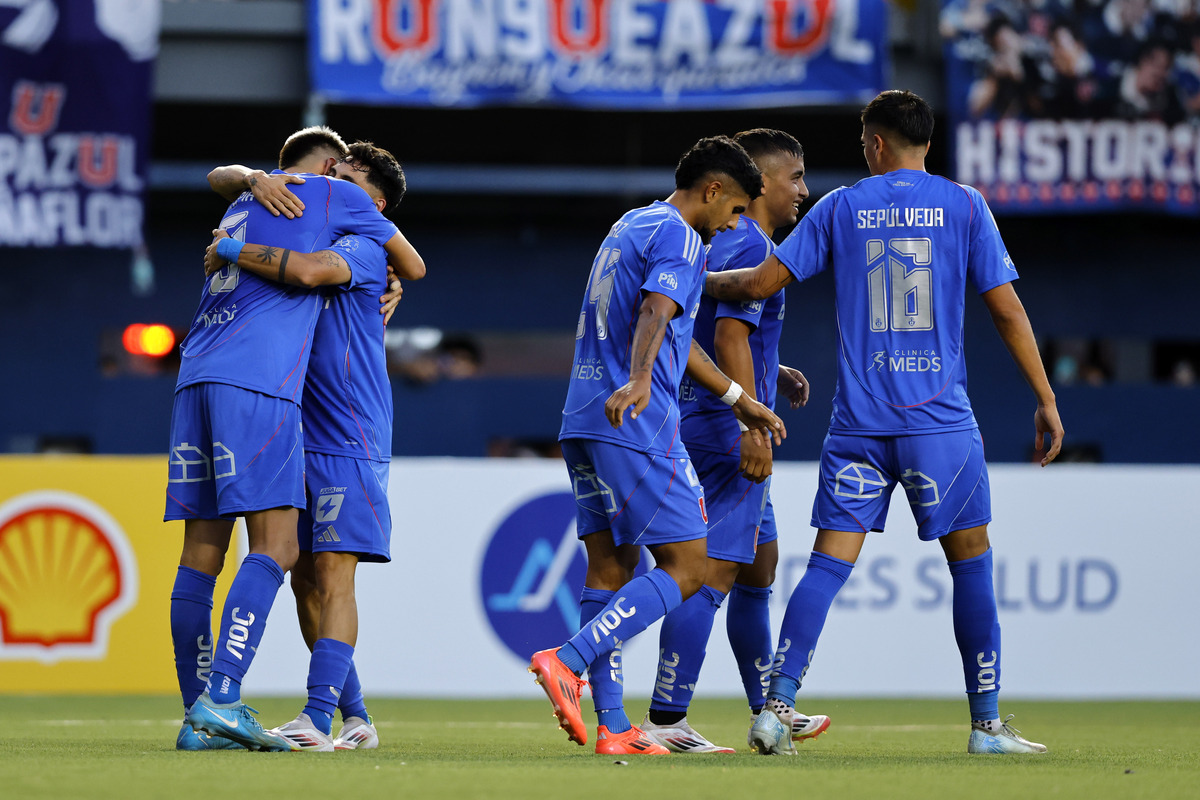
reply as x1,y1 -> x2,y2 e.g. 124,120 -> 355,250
940,0 -> 1199,215
0,1 -> 158,247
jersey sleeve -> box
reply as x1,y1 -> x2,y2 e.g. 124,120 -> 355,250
640,218 -> 703,314
965,187 -> 1019,294
327,234 -> 386,293
774,191 -> 836,284
331,181 -> 400,246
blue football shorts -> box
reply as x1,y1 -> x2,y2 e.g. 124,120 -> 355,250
690,448 -> 774,564
560,438 -> 708,548
811,428 -> 991,540
297,453 -> 391,563
164,383 -> 305,521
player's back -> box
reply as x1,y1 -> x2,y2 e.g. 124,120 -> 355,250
560,201 -> 706,457
302,233 -> 392,462
177,175 -> 398,403
778,168 -> 1016,435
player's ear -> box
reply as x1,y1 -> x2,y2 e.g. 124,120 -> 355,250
323,156 -> 338,176
703,179 -> 722,203
375,198 -> 386,214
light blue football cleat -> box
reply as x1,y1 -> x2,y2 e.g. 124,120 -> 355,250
186,693 -> 294,752
176,719 -> 244,751
748,705 -> 796,756
968,715 -> 1048,754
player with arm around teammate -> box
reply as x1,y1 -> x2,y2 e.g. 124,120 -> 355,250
640,128 -> 829,754
169,129 -> 401,752
203,141 -> 415,751
528,136 -> 788,755
704,90 -> 1064,756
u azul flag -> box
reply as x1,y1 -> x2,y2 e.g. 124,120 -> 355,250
0,0 -> 159,247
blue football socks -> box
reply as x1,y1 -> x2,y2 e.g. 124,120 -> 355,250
580,587 -> 630,734
339,662 -> 369,722
948,548 -> 1002,722
170,565 -> 217,712
649,584 -> 726,716
205,553 -> 286,704
565,569 -> 683,668
767,551 -> 854,705
726,582 -> 773,712
302,638 -> 355,735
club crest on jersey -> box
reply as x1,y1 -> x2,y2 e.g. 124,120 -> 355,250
658,272 -> 678,291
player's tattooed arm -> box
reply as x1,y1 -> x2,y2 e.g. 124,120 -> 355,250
705,254 -> 793,302
684,335 -> 785,448
604,291 -> 676,428
207,165 -> 307,218
204,229 -> 351,288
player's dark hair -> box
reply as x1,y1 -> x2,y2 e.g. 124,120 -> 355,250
861,90 -> 935,148
345,141 -> 406,217
733,128 -> 804,163
674,136 -> 762,199
278,126 -> 349,170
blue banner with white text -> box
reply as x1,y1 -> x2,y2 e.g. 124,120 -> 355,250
940,0 -> 1199,215
0,0 -> 158,247
309,0 -> 888,109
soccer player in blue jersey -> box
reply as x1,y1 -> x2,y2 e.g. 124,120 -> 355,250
167,128 -> 402,752
201,141 -> 418,752
704,90 -> 1064,756
640,129 -> 830,754
529,136 -> 788,755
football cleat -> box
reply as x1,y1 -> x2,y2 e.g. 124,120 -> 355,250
333,715 -> 379,750
528,648 -> 589,746
791,711 -> 832,742
267,713 -> 335,752
185,692 -> 292,752
594,725 -> 670,755
640,716 -> 734,754
748,704 -> 797,756
968,715 -> 1048,754
175,719 -> 244,751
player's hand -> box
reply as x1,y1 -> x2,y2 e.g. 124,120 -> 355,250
204,229 -> 231,276
247,170 -> 306,219
738,429 -> 773,483
605,378 -> 652,428
777,365 -> 810,409
380,264 -> 403,325
1034,401 -> 1063,467
731,394 -> 785,446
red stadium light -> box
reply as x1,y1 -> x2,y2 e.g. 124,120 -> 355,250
122,323 -> 176,357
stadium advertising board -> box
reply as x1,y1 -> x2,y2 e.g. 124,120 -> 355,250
0,0 -> 157,248
309,0 -> 889,108
941,0 -> 1200,215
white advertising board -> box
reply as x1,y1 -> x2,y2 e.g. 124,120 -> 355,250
250,460 -> 1198,699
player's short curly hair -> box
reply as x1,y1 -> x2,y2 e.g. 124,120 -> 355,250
733,128 -> 804,163
674,136 -> 763,200
278,126 -> 349,170
345,141 -> 407,217
861,90 -> 935,148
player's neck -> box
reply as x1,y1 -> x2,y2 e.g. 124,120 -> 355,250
745,205 -> 773,238
663,190 -> 705,232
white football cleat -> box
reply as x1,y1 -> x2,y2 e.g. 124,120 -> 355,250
640,716 -> 735,754
968,715 -> 1047,754
268,713 -> 335,752
334,715 -> 379,750
791,711 -> 831,741
748,704 -> 796,756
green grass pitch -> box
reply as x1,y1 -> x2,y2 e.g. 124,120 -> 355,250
2,697 -> 1197,799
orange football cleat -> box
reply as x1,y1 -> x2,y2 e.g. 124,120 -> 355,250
594,725 -> 670,755
529,648 -> 589,746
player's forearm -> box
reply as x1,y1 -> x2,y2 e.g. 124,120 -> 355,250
224,241 -> 349,289
714,319 -> 759,403
384,231 -> 426,280
628,302 -> 672,381
207,165 -> 259,201
685,339 -> 737,397
704,255 -> 791,303
984,285 -> 1056,406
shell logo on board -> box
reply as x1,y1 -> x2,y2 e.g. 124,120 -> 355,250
0,491 -> 138,663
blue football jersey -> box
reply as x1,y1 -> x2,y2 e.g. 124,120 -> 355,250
681,216 -> 785,456
302,234 -> 392,462
175,172 -> 398,402
559,201 -> 706,457
774,168 -> 1017,435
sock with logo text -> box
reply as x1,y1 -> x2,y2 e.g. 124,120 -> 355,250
948,548 -> 1002,722
726,583 -> 773,712
338,662 -> 369,722
649,584 -> 726,716
205,553 -> 286,704
565,568 -> 683,670
580,587 -> 630,734
302,638 -> 355,735
767,551 -> 853,704
170,565 -> 217,713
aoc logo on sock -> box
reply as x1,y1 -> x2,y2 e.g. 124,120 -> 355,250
0,491 -> 138,663
480,491 -> 647,662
